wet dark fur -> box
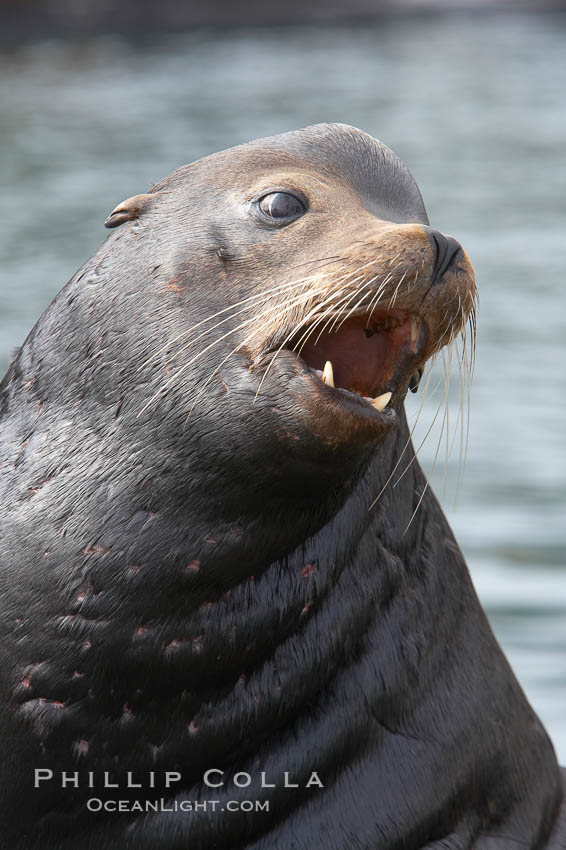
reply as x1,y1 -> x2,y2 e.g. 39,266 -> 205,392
0,125 -> 564,848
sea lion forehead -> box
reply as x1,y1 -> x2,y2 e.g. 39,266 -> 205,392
153,124 -> 429,224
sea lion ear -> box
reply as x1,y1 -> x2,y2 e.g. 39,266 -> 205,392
104,193 -> 157,228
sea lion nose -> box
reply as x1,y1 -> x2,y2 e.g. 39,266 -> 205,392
423,226 -> 462,285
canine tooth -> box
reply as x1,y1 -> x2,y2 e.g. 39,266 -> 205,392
410,315 -> 420,343
371,391 -> 392,412
322,361 -> 334,387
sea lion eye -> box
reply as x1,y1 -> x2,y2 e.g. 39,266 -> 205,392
259,192 -> 307,220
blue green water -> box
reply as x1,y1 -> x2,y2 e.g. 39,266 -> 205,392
1,13 -> 565,757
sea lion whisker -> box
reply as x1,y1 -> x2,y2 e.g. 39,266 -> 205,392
441,329 -> 471,506
304,255 -> 384,341
380,354 -> 442,508
443,298 -> 471,496
364,273 -> 397,321
169,274 -> 330,358
139,273 -> 327,370
166,280 -> 326,367
439,346 -> 453,501
253,262 -> 377,359
437,302 -> 460,345
368,360 -> 440,510
139,288 -> 325,416
404,337 -> 458,518
250,261 -> 379,391
252,274 -> 369,399
453,341 -> 468,497
248,258 -> 372,372
468,304 -> 478,378
301,285 -> 369,350
281,254 -> 342,270
327,276 -> 387,338
291,293 -> 352,355
370,284 -> 472,509
190,275 -> 350,412
440,349 -> 456,499
402,359 -> 453,532
293,294 -> 354,354
388,365 -> 447,492
466,303 -> 477,378
325,270 -> 388,336
454,328 -> 473,496
320,272 -> 392,346
387,277 -> 405,310
183,285 -> 334,416
303,274 -> 376,347
293,262 -> 389,354
402,481 -> 430,535
365,274 -> 394,316
185,328 -> 272,418
277,271 -> 365,355
396,268 -> 409,297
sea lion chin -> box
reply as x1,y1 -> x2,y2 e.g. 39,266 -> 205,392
1,124 -> 564,850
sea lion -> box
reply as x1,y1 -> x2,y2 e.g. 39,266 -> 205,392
0,124 -> 564,849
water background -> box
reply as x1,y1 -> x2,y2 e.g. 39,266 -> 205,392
1,13 -> 565,757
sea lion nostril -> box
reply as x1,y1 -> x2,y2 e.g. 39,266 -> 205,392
425,227 -> 462,285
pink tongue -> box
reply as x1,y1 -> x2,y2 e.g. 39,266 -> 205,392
299,322 -> 391,397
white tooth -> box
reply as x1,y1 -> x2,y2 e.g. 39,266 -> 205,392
371,391 -> 392,412
410,315 -> 420,343
322,361 -> 334,388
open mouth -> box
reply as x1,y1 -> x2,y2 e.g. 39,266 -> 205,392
288,309 -> 427,416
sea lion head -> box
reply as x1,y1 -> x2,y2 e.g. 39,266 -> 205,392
101,123 -> 475,481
